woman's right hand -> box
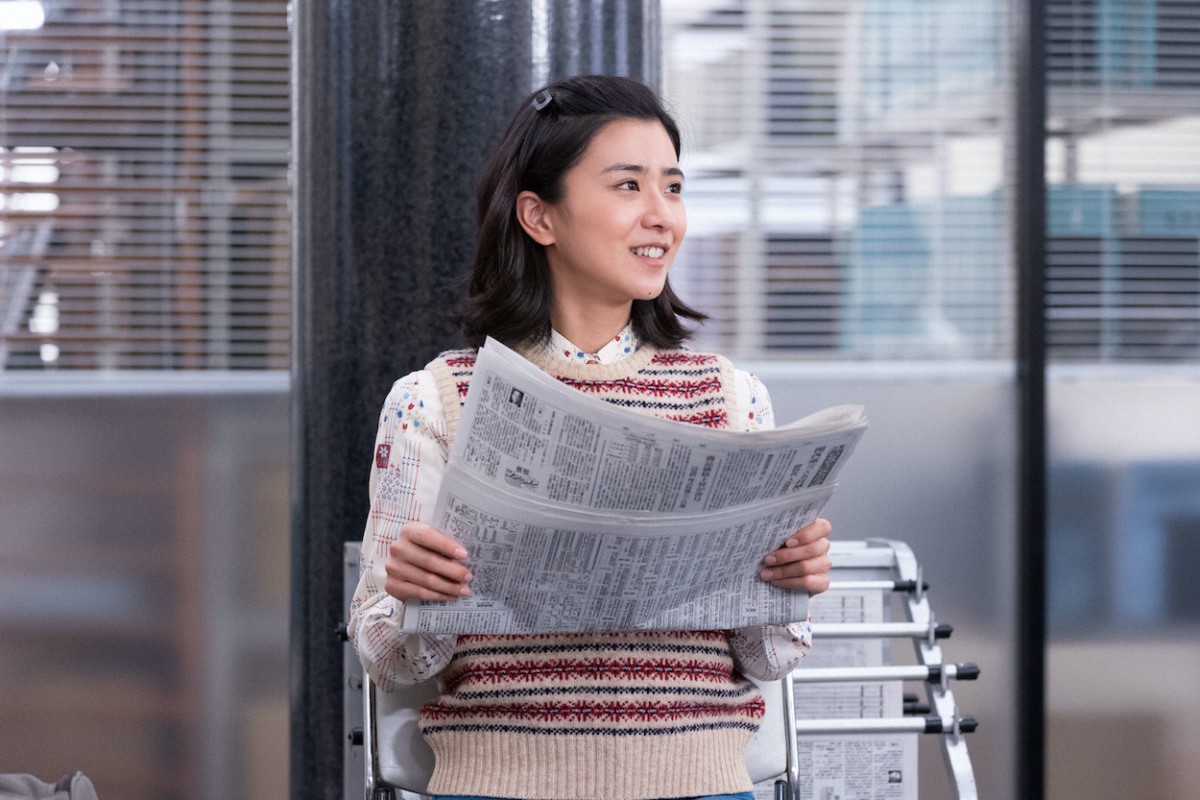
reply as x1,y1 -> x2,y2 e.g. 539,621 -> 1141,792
384,521 -> 473,602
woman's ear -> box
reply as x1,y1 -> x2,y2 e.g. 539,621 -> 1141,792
516,190 -> 556,246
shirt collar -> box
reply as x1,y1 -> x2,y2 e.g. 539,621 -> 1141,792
548,323 -> 641,365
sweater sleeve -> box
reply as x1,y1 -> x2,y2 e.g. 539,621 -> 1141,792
348,371 -> 458,691
726,369 -> 813,681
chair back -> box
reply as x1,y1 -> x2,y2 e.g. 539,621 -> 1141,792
369,677 -> 439,793
745,676 -> 793,785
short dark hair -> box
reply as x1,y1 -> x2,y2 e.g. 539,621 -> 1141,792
459,74 -> 706,350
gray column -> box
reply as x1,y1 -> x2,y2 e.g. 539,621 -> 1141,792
536,0 -> 660,88
290,2 -> 660,796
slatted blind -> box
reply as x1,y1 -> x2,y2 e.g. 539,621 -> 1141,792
1045,0 -> 1200,362
665,0 -> 1200,364
7,1 -> 1193,369
662,0 -> 1015,361
0,0 -> 290,371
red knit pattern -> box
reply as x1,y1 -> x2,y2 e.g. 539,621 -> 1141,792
445,353 -> 476,368
556,375 -> 723,398
443,657 -> 735,692
650,351 -> 721,367
665,408 -> 730,428
457,630 -> 729,644
422,696 -> 766,723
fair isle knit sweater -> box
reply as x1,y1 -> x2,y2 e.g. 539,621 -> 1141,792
419,343 -> 765,799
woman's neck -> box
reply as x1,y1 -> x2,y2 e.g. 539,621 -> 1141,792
550,301 -> 632,355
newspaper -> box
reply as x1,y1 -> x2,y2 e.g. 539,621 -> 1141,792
403,337 -> 868,634
758,586 -> 917,800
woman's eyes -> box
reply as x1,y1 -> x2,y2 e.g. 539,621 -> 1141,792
616,179 -> 684,194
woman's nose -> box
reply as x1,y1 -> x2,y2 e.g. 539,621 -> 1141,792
642,192 -> 675,229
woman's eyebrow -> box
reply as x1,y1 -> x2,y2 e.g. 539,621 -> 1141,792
602,163 -> 686,180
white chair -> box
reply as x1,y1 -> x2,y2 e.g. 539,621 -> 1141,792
362,674 -> 437,799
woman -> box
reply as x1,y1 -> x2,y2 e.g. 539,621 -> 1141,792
349,74 -> 833,800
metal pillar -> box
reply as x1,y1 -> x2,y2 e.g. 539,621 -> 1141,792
1013,1 -> 1048,798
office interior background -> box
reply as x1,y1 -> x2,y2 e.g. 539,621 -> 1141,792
1,1 -> 1198,798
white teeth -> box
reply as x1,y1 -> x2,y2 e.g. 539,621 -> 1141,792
633,246 -> 666,258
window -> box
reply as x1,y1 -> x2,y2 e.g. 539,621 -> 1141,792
0,0 -> 290,370
662,0 -> 1014,361
1046,0 -> 1200,362
663,0 -> 1200,364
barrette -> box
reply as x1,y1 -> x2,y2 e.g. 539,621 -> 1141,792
532,89 -> 553,111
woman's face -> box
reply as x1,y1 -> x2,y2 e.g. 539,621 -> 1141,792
532,118 -> 687,319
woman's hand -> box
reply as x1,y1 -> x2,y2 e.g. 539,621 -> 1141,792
759,517 -> 833,595
384,521 -> 473,602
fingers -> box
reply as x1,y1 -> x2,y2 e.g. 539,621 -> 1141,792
783,517 -> 833,548
759,556 -> 833,594
769,570 -> 831,596
385,521 -> 473,602
759,518 -> 833,596
404,521 -> 469,561
763,518 -> 831,566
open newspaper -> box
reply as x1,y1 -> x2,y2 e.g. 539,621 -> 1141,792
402,337 -> 868,634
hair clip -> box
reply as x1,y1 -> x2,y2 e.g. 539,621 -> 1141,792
532,89 -> 553,112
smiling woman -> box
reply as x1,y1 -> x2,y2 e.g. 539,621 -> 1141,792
459,75 -> 706,354
348,74 -> 834,800
516,118 -> 689,350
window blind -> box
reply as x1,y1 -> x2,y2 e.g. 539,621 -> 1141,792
665,0 -> 1200,364
0,0 -> 290,371
6,1 -> 1192,369
662,0 -> 1015,361
1045,0 -> 1200,362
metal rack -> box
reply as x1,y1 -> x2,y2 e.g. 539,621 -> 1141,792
789,539 -> 980,800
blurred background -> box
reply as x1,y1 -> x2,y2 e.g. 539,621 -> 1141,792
1,1 -> 1197,799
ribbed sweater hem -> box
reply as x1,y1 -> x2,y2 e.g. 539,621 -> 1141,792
425,727 -> 755,800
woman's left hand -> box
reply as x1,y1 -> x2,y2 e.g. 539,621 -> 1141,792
759,517 -> 833,595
